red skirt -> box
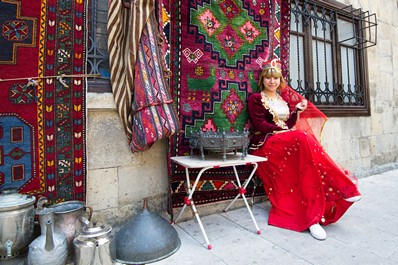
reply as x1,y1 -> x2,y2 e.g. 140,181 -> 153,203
252,130 -> 361,232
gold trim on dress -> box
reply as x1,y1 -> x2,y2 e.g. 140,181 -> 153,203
260,91 -> 290,129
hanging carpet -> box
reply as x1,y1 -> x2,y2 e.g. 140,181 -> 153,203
0,0 -> 87,203
107,0 -> 179,153
168,0 -> 291,208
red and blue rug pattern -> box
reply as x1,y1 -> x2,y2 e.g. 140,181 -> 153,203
0,0 -> 87,203
168,0 -> 291,207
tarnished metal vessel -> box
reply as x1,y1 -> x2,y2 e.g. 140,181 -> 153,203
27,207 -> 68,265
0,188 -> 35,260
48,200 -> 93,263
189,129 -> 250,161
114,200 -> 180,264
73,218 -> 115,265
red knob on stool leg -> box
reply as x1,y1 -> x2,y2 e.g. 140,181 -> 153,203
239,187 -> 246,195
257,230 -> 261,234
208,244 -> 212,250
184,196 -> 191,206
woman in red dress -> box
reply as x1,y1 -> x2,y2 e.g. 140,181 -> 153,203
248,59 -> 361,240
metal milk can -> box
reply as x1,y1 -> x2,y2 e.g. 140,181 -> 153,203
73,218 -> 115,265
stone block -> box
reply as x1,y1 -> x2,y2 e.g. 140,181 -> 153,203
359,138 -> 371,158
322,118 -> 342,141
370,113 -> 383,135
90,193 -> 169,229
87,92 -> 116,110
343,117 -> 362,139
87,110 -> 134,169
117,141 -> 169,206
86,167 -> 118,211
380,107 -> 396,135
374,73 -> 394,102
358,117 -> 371,137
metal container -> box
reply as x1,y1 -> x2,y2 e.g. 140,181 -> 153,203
49,200 -> 93,263
73,219 -> 115,265
0,188 -> 36,260
115,200 -> 180,264
27,208 -> 68,265
189,129 -> 250,161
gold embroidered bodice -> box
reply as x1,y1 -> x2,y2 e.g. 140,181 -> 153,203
260,91 -> 290,129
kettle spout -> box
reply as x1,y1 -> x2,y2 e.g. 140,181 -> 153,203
45,220 -> 55,251
79,216 -> 91,226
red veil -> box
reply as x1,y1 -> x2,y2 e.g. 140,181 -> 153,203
281,85 -> 327,142
280,85 -> 358,185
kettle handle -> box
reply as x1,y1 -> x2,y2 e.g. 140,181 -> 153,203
37,197 -> 48,211
84,205 -> 93,221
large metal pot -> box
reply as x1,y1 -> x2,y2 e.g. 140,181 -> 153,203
0,188 -> 36,260
49,200 -> 93,263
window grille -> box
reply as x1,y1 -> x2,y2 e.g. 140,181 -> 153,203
289,0 -> 377,116
337,5 -> 377,49
87,0 -> 111,92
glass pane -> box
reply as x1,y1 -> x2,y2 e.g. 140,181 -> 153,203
312,21 -> 332,41
290,5 -> 303,32
88,0 -> 110,78
312,41 -> 334,103
337,18 -> 356,46
311,18 -> 320,37
96,10 -> 108,54
341,46 -> 357,103
289,35 -> 305,91
312,43 -> 334,88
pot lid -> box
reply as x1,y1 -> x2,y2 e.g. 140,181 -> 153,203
115,200 -> 181,264
80,222 -> 112,238
0,187 -> 36,211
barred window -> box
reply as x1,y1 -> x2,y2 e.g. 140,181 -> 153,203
87,0 -> 111,92
289,0 -> 377,116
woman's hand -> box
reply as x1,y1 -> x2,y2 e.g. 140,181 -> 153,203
296,99 -> 308,112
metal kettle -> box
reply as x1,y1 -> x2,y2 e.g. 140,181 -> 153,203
73,218 -> 115,265
27,207 -> 68,265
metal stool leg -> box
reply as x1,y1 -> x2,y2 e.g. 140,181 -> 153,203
224,164 -> 261,234
174,166 -> 213,250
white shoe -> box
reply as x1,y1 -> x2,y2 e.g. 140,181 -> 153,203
344,195 -> 362,202
309,224 -> 327,240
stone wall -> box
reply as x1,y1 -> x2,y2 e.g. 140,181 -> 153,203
321,0 -> 398,177
86,0 -> 398,226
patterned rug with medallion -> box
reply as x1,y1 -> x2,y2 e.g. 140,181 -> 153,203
167,0 -> 291,209
0,0 -> 87,203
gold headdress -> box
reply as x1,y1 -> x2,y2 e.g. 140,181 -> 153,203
261,58 -> 282,71
258,58 -> 284,89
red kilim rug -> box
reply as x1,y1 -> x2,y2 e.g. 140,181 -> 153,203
168,0 -> 291,208
0,0 -> 87,203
